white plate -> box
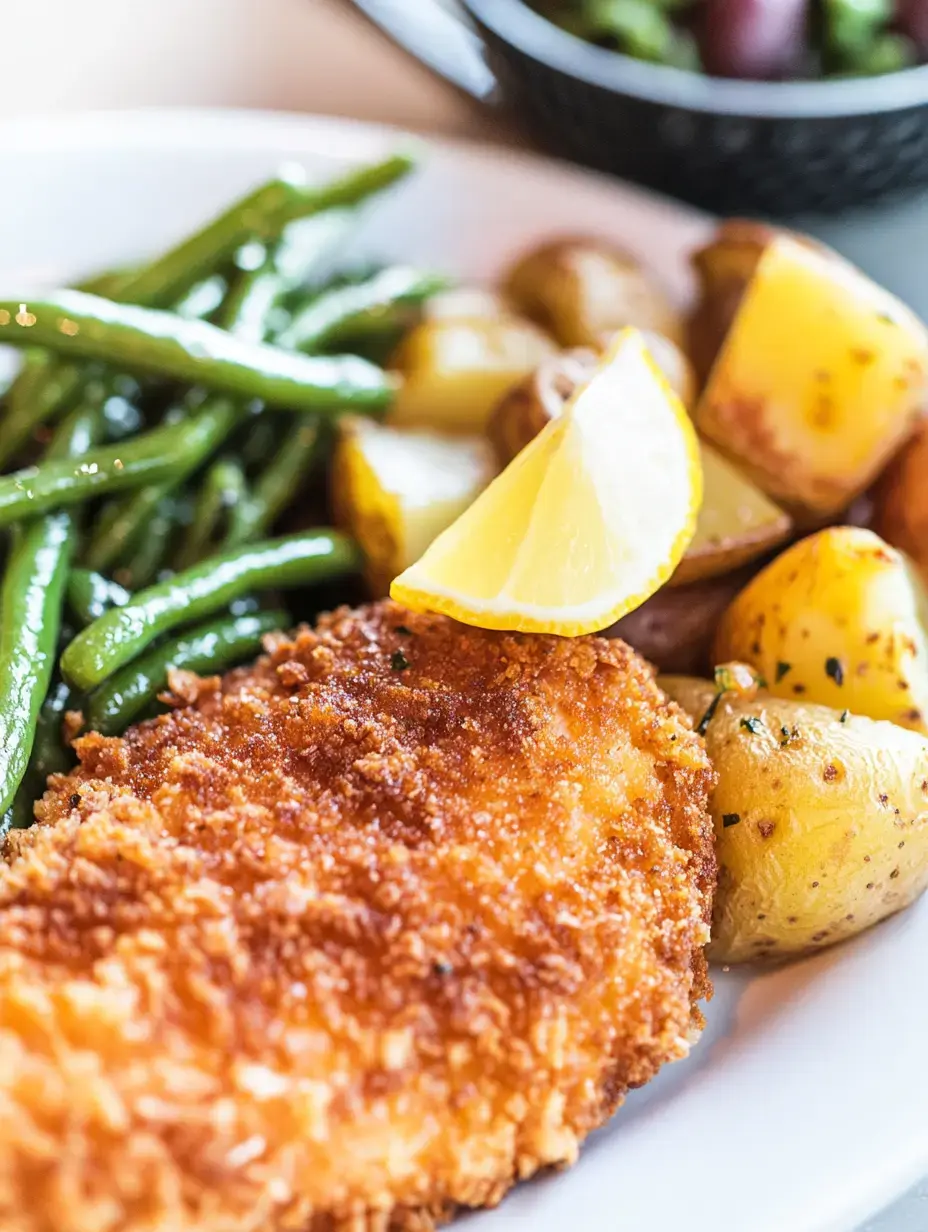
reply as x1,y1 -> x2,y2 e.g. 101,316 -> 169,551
0,108 -> 925,1232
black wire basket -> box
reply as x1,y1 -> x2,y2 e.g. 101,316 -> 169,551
462,0 -> 928,216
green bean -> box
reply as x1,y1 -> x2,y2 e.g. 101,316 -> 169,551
83,396 -> 240,571
2,155 -> 411,454
0,292 -> 395,414
276,268 -> 449,353
0,353 -> 89,470
68,569 -> 132,626
0,399 -> 241,528
582,0 -> 674,61
0,399 -> 102,812
61,529 -> 359,690
114,153 -> 414,311
177,458 -> 248,568
175,274 -> 229,322
226,420 -> 324,547
120,496 -> 180,588
85,609 -> 286,735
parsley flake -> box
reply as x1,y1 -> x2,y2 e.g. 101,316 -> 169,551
825,657 -> 844,686
722,813 -> 741,828
740,716 -> 764,735
775,661 -> 791,683
840,709 -> 850,724
390,650 -> 410,672
395,625 -> 412,637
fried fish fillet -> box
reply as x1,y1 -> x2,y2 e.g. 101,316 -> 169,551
0,601 -> 715,1231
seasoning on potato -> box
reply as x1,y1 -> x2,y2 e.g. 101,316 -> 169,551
713,526 -> 928,733
387,314 -> 555,433
662,675 -> 928,964
332,416 -> 497,596
695,234 -> 928,520
503,236 -> 684,349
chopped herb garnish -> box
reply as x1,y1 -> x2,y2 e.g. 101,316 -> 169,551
390,650 -> 410,672
825,656 -> 844,686
432,959 -> 453,976
779,724 -> 800,748
69,793 -> 81,809
775,661 -> 791,683
395,625 -> 412,637
722,813 -> 741,828
696,691 -> 722,736
840,709 -> 850,724
740,716 -> 764,735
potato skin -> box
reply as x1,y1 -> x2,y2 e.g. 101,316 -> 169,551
873,417 -> 928,584
662,677 -> 928,963
488,348 -> 599,466
695,235 -> 928,521
610,566 -> 759,675
504,236 -> 684,349
714,526 -> 928,733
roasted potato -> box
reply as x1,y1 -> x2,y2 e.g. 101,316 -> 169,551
672,443 -> 791,587
490,349 -> 790,585
503,236 -> 684,349
662,675 -> 928,963
714,526 -> 928,733
424,286 -> 511,321
609,565 -> 760,676
388,316 -> 555,433
332,416 -> 497,596
488,348 -> 599,465
696,234 -> 928,521
873,417 -> 928,583
687,220 -> 838,385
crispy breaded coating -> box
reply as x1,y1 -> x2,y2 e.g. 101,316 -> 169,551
0,601 -> 715,1231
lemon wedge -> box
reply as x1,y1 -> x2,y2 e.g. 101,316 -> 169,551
390,328 -> 702,635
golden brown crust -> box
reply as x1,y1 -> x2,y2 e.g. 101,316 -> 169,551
0,602 -> 715,1231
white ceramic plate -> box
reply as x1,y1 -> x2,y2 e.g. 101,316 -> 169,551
0,108 -> 925,1232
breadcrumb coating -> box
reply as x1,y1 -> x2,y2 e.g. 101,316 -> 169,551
0,601 -> 715,1231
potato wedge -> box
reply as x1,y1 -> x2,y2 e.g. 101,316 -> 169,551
714,526 -> 928,733
504,236 -> 684,349
672,443 -> 791,586
332,416 -> 497,596
695,234 -> 928,520
873,417 -> 928,583
388,316 -> 555,433
662,676 -> 928,963
609,566 -> 760,675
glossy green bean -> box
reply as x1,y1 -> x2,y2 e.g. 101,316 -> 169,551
114,153 -> 414,311
61,529 -> 360,690
226,419 -> 324,546
9,678 -> 76,827
0,353 -> 89,470
120,496 -> 181,588
0,292 -> 395,414
83,396 -> 240,571
177,458 -> 248,568
68,569 -> 132,626
85,609 -> 286,735
0,398 -> 241,528
0,401 -> 101,812
277,267 -> 449,353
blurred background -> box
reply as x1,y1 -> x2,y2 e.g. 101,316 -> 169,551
2,0 -> 926,1227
